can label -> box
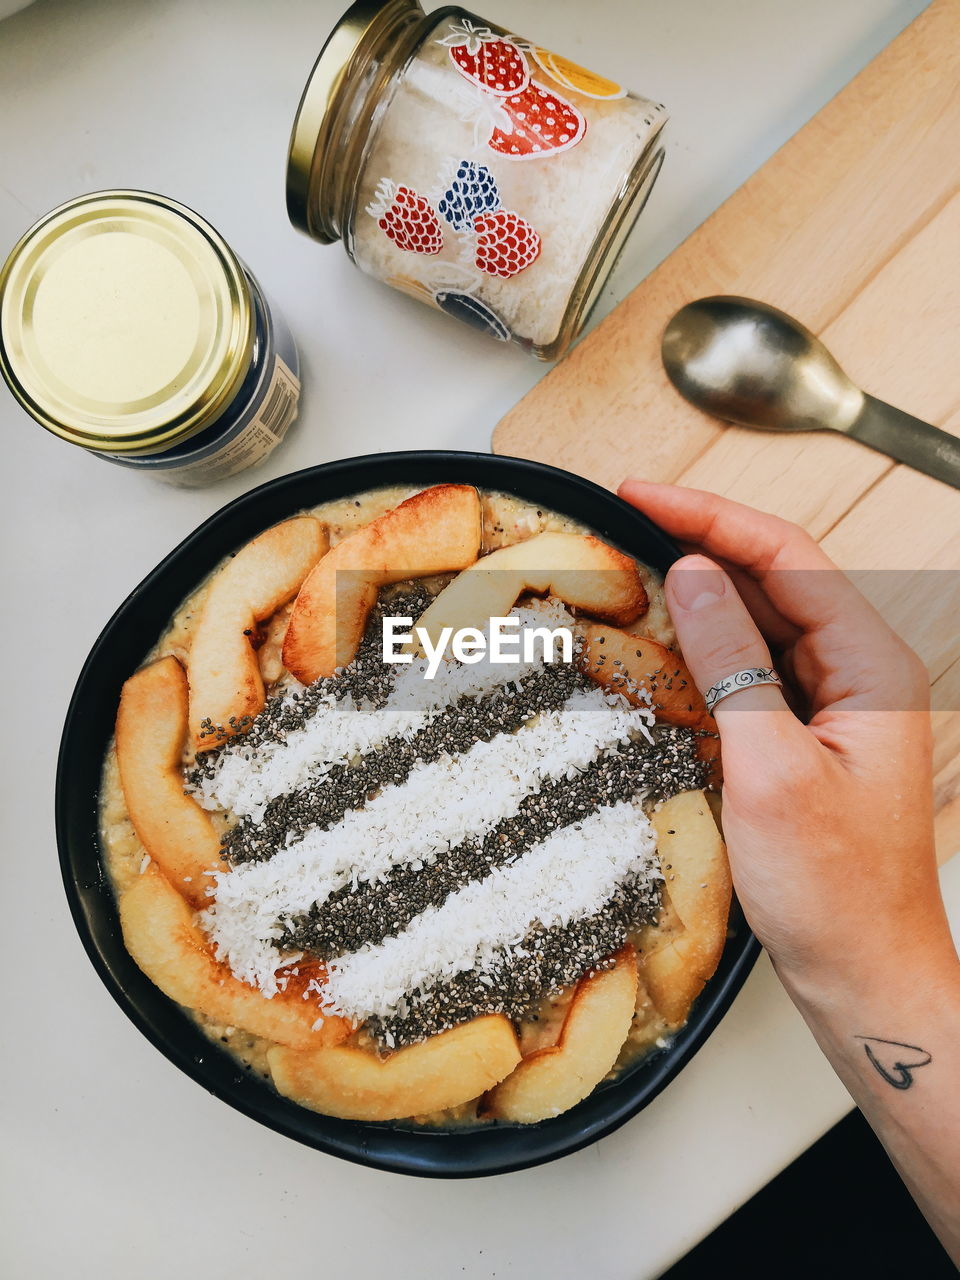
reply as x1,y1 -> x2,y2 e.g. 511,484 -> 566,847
165,356 -> 300,487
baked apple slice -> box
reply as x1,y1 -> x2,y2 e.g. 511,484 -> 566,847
188,516 -> 328,749
485,946 -> 639,1123
413,532 -> 647,646
638,790 -> 732,1027
268,1014 -> 521,1121
116,655 -> 226,908
119,864 -> 351,1050
282,484 -> 482,683
580,626 -> 709,729
580,625 -> 720,782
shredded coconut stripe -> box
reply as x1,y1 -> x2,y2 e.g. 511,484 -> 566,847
319,801 -> 659,1023
190,602 -> 579,821
202,686 -> 654,994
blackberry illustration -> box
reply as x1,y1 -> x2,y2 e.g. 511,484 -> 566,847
437,161 -> 501,232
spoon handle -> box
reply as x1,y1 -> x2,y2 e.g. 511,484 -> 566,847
846,395 -> 960,490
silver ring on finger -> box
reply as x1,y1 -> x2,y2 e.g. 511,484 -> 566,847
703,666 -> 783,714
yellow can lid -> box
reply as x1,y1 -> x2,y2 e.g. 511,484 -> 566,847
0,190 -> 254,453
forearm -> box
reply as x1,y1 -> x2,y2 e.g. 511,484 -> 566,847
778,943 -> 960,1260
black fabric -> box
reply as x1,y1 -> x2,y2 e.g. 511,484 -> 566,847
661,1110 -> 955,1279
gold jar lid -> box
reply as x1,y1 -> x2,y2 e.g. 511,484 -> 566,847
0,190 -> 254,454
286,0 -> 424,243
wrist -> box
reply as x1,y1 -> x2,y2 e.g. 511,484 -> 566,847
774,933 -> 960,1030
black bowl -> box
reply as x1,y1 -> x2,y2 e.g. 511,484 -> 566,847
57,451 -> 759,1177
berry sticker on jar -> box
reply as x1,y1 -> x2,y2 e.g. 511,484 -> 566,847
438,160 -> 500,231
367,180 -> 445,255
287,1 -> 667,358
368,163 -> 541,292
485,82 -> 586,160
473,210 -> 541,278
443,19 -> 530,96
440,22 -> 587,161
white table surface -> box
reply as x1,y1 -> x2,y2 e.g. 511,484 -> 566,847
2,1 -> 954,1277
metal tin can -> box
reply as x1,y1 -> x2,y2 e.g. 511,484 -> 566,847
0,191 -> 300,486
287,0 -> 667,360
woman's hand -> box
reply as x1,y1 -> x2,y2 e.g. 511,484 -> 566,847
619,479 -> 953,987
619,480 -> 960,1260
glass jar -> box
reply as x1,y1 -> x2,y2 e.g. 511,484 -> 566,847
0,191 -> 301,486
287,0 -> 667,360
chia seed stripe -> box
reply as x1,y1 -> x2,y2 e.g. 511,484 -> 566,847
222,656 -> 587,864
281,726 -> 704,958
189,577 -> 709,1052
366,874 -> 661,1049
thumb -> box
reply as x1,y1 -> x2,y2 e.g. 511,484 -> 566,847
666,555 -> 797,756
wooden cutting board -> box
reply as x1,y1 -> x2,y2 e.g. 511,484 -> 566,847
494,0 -> 960,862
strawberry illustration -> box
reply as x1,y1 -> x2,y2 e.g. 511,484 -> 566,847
366,179 -> 443,254
440,20 -> 529,97
474,210 -> 541,278
487,80 -> 586,160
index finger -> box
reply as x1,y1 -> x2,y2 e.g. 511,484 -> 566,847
619,479 -> 879,636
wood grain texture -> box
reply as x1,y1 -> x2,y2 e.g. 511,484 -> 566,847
493,0 -> 960,861
493,0 -> 960,491
677,193 -> 960,534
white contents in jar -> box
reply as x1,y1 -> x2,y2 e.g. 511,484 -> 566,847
350,20 -> 666,350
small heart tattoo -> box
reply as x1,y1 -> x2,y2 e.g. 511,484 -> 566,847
855,1036 -> 932,1090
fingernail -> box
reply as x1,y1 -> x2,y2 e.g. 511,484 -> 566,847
669,558 -> 726,611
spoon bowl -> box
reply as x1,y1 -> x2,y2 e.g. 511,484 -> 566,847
661,296 -> 864,433
660,295 -> 960,489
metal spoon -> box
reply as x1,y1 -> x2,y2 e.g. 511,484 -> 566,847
661,296 -> 960,490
